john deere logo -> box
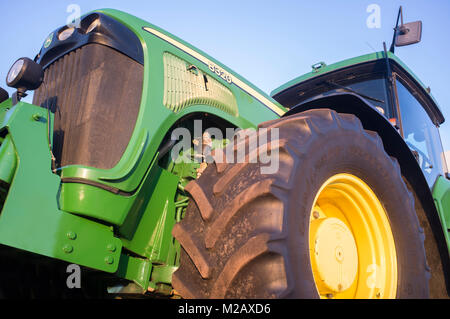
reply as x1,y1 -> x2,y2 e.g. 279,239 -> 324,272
44,33 -> 54,48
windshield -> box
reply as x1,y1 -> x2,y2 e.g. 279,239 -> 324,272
301,77 -> 392,118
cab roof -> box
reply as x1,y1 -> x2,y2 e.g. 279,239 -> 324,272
271,51 -> 444,124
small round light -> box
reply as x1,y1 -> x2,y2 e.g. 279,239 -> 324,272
86,19 -> 100,33
6,57 -> 43,91
7,59 -> 24,84
58,27 -> 75,41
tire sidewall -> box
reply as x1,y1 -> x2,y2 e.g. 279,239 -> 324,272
283,124 -> 428,298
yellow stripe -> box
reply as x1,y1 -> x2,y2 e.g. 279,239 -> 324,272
143,26 -> 285,116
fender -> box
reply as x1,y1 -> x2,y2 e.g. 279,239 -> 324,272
284,92 -> 450,290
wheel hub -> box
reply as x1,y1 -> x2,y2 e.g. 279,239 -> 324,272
308,173 -> 398,299
310,217 -> 358,293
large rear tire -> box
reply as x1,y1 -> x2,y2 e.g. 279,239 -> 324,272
172,109 -> 430,298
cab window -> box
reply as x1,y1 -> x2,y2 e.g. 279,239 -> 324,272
395,79 -> 445,186
303,77 -> 392,118
338,78 -> 391,118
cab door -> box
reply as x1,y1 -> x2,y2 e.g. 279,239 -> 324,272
393,74 -> 447,186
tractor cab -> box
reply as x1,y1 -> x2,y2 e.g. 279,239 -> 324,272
271,51 -> 447,187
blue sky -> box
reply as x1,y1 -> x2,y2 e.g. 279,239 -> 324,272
0,0 -> 449,154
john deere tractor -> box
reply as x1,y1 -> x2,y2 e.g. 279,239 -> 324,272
0,7 -> 448,299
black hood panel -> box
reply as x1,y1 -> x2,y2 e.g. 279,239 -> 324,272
36,12 -> 143,68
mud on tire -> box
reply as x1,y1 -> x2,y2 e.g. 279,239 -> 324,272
172,109 -> 430,299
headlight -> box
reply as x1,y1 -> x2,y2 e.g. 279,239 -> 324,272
7,59 -> 24,85
58,27 -> 75,41
6,57 -> 44,90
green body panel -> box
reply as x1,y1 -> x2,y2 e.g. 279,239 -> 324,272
118,166 -> 178,262
0,135 -> 17,185
0,100 -> 121,273
432,176 -> 450,254
116,254 -> 152,291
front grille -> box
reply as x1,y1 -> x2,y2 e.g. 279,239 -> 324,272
33,44 -> 143,170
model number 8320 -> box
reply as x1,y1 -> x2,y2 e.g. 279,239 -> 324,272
208,63 -> 233,84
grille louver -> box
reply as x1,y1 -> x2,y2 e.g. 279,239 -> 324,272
33,44 -> 143,170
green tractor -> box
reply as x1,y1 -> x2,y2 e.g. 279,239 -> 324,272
0,7 -> 448,299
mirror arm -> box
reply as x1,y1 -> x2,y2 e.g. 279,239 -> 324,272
389,6 -> 403,53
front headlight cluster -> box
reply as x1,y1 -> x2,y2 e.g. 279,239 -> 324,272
58,17 -> 100,42
5,15 -> 102,95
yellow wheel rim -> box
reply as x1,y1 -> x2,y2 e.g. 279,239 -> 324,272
309,173 -> 397,299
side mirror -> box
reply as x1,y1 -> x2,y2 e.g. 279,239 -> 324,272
395,20 -> 422,47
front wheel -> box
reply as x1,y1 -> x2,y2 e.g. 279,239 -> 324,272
172,109 -> 429,298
